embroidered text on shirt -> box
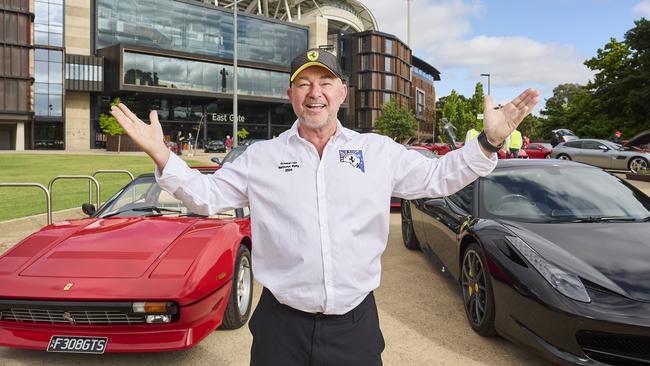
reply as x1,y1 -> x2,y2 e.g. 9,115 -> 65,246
278,161 -> 300,172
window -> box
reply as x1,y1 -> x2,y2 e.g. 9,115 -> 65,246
357,111 -> 365,127
97,0 -> 308,67
34,0 -> 64,47
122,51 -> 286,99
448,184 -> 473,213
384,75 -> 393,90
384,93 -> 392,104
384,57 -> 392,72
581,141 -> 603,150
361,55 -> 369,69
564,141 -> 582,148
359,91 -> 367,107
34,48 -> 63,117
385,39 -> 393,55
416,89 -> 425,116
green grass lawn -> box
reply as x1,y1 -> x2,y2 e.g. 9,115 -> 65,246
0,154 -> 204,221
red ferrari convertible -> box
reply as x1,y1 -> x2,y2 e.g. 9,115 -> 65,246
0,167 -> 253,353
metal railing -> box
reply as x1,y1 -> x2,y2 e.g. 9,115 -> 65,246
2,170 -> 135,226
0,183 -> 52,225
91,170 -> 135,204
48,175 -> 100,212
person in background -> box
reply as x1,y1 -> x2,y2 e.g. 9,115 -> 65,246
175,131 -> 184,155
225,135 -> 233,152
611,130 -> 622,144
500,134 -> 511,159
465,124 -> 480,144
550,131 -> 560,147
523,135 -> 531,148
509,129 -> 523,158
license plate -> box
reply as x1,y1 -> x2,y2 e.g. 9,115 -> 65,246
47,336 -> 108,354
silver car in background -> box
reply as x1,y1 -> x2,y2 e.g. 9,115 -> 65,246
550,138 -> 650,172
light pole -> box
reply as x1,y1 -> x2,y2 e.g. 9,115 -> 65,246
232,0 -> 239,147
480,73 -> 490,95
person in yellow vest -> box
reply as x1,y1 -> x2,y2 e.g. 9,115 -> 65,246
465,124 -> 480,144
509,129 -> 523,158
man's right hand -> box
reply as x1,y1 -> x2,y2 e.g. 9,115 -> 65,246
111,104 -> 170,171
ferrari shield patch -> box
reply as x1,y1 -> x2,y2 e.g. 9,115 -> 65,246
339,150 -> 365,172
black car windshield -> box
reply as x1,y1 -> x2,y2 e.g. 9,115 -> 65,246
96,175 -> 236,219
480,166 -> 650,223
222,146 -> 247,164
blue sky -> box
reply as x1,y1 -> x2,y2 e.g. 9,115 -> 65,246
361,0 -> 650,113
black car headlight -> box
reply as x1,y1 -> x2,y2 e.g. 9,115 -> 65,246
505,236 -> 590,303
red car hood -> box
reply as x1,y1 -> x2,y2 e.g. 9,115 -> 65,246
15,217 -> 195,279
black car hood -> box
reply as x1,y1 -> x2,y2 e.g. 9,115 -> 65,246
501,221 -> 650,302
624,129 -> 650,147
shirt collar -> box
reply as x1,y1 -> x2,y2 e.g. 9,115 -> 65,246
284,119 -> 356,144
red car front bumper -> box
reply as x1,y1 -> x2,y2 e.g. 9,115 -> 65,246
0,285 -> 231,352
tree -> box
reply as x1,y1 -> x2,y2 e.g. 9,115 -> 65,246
99,98 -> 124,153
237,128 -> 249,141
468,82 -> 485,132
374,99 -> 418,142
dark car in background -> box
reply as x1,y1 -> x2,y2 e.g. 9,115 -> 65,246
204,140 -> 227,153
401,159 -> 650,365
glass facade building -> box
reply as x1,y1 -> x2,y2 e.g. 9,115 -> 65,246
96,0 -> 307,67
93,0 -> 309,147
122,51 -> 288,99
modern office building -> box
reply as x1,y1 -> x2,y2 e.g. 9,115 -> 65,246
0,0 -> 33,150
1,0 -> 440,150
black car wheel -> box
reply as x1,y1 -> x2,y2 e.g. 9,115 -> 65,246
556,154 -> 571,160
461,243 -> 496,336
401,200 -> 420,250
220,245 -> 253,329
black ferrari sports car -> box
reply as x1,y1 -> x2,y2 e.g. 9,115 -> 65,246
401,159 -> 650,366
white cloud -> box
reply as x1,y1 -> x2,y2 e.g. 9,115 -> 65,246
633,0 -> 650,17
360,0 -> 593,92
361,0 -> 485,47
432,36 -> 593,87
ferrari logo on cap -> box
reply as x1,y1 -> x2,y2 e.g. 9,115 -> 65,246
63,283 -> 73,291
307,51 -> 319,61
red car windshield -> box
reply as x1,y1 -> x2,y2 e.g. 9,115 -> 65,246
97,176 -> 236,219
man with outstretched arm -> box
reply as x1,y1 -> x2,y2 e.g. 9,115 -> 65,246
111,48 -> 539,366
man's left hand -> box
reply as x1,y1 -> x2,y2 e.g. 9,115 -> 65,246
483,88 -> 540,146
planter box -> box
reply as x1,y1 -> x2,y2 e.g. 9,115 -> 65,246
106,134 -> 141,152
625,173 -> 650,182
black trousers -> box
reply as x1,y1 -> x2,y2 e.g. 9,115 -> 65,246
249,288 -> 385,366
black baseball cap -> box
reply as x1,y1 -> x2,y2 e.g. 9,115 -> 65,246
290,49 -> 343,83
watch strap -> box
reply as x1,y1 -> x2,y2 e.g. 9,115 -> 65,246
477,131 -> 503,152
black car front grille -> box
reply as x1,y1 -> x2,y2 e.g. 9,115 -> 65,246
1,308 -> 145,325
0,300 -> 146,325
577,330 -> 650,365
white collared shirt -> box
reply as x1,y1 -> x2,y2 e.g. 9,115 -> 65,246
156,120 -> 497,314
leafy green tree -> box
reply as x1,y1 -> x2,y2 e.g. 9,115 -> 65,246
237,128 -> 250,141
468,82 -> 485,131
99,98 -> 124,153
375,99 -> 418,142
